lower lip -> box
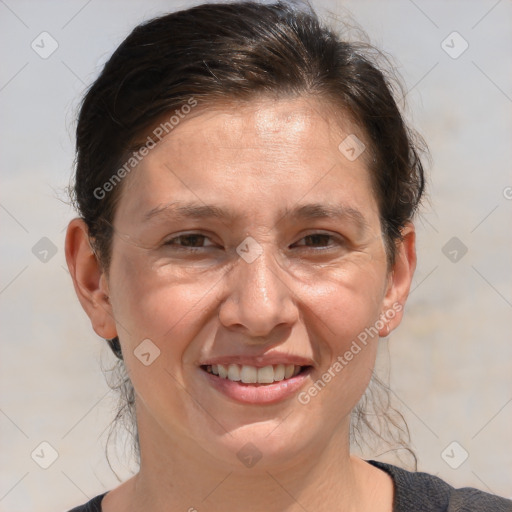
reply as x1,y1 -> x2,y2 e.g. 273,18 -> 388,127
200,368 -> 312,405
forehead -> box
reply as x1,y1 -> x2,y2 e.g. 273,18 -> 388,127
117,96 -> 376,222
162,97 -> 360,160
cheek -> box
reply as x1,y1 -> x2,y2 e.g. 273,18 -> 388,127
107,257 -> 222,416
297,260 -> 386,398
297,280 -> 383,420
299,257 -> 388,339
108,249 -> 225,353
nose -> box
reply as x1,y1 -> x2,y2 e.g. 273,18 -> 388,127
218,243 -> 299,341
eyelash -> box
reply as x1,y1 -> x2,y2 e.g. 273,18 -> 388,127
163,232 -> 345,252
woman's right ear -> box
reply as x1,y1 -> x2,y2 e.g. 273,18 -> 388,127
65,218 -> 118,340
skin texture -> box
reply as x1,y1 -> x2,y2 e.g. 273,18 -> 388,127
66,96 -> 416,512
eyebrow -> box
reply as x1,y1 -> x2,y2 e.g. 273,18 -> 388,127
143,201 -> 368,232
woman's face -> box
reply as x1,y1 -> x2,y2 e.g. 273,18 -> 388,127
73,96 -> 415,469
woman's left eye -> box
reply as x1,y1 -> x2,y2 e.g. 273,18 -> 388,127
292,233 -> 344,249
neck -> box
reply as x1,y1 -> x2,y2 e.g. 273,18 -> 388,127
114,413 -> 376,512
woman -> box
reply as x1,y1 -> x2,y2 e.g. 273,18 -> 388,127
64,1 -> 512,511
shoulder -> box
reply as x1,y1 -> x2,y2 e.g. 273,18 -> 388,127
367,460 -> 512,512
66,492 -> 107,512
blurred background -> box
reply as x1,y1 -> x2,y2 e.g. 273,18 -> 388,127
0,0 -> 511,510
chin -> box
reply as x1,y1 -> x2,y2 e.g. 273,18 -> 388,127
199,419 -> 316,471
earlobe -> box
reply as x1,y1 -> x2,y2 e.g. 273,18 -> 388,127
65,218 -> 118,340
379,223 -> 417,336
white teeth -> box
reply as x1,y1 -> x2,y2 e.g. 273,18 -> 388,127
228,364 -> 241,381
284,364 -> 295,379
273,364 -> 285,381
240,365 -> 258,383
206,363 -> 305,384
257,365 -> 275,384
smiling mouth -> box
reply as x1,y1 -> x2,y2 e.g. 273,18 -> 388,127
201,363 -> 311,385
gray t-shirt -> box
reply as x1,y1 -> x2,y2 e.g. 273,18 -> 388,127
67,460 -> 512,511
369,460 -> 512,511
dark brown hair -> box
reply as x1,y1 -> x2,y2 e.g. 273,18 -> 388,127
71,0 -> 425,471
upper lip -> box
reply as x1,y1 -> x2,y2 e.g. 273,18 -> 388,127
199,352 -> 315,368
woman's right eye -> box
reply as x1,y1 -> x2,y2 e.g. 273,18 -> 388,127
164,233 -> 217,251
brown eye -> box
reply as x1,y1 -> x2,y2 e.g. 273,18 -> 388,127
178,235 -> 206,247
293,233 -> 343,249
164,233 -> 215,250
303,234 -> 332,247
